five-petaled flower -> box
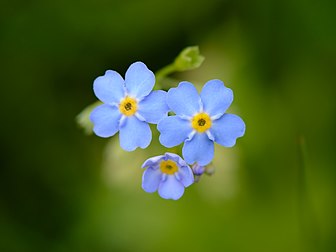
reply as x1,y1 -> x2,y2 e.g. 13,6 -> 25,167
158,80 -> 245,166
141,153 -> 194,200
90,62 -> 169,151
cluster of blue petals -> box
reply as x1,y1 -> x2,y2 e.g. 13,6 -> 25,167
90,62 -> 245,200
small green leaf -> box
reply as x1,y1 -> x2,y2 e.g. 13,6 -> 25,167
76,101 -> 102,135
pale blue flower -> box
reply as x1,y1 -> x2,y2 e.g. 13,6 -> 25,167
90,62 -> 169,151
141,153 -> 194,200
158,80 -> 245,165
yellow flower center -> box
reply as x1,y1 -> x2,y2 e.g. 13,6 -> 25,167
191,112 -> 212,133
119,96 -> 137,116
160,160 -> 178,175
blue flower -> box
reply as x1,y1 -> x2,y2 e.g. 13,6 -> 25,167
90,62 -> 169,151
141,153 -> 194,200
158,80 -> 245,166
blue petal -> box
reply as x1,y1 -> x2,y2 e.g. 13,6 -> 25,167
200,79 -> 233,117
167,81 -> 201,117
125,62 -> 155,98
182,133 -> 214,166
119,116 -> 152,151
90,104 -> 121,138
93,70 -> 125,105
158,116 -> 192,148
158,175 -> 185,200
164,153 -> 188,166
137,90 -> 169,124
142,167 -> 163,193
141,155 -> 164,168
177,166 -> 194,187
210,113 -> 245,147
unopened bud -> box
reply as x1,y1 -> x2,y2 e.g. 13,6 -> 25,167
174,46 -> 205,72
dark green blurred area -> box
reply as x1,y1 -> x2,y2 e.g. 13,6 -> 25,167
1,0 -> 335,251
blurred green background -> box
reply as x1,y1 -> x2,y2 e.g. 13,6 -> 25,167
1,0 -> 335,251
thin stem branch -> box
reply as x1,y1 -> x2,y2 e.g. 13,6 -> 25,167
154,63 -> 176,89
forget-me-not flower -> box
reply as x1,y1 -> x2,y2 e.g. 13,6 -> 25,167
158,80 -> 245,166
90,62 -> 169,151
142,153 -> 194,200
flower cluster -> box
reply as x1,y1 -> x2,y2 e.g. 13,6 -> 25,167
89,60 -> 245,200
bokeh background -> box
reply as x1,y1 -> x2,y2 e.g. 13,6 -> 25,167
1,0 -> 335,251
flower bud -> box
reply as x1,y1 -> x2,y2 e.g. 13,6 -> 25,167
192,163 -> 206,176
174,46 -> 205,71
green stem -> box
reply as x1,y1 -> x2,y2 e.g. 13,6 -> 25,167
297,135 -> 319,252
155,63 -> 176,89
